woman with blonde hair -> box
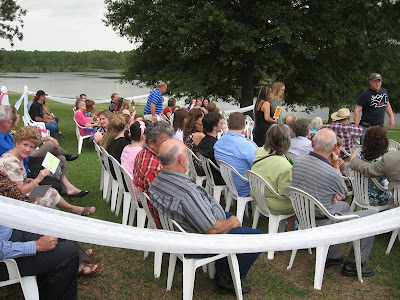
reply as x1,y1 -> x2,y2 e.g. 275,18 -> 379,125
94,110 -> 112,143
270,82 -> 286,124
253,84 -> 277,147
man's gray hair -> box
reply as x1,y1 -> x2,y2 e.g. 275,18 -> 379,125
0,105 -> 12,121
159,144 -> 183,165
313,128 -> 337,153
145,120 -> 174,144
75,99 -> 85,110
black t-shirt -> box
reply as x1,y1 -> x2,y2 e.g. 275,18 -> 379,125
107,137 -> 130,180
29,100 -> 44,121
357,87 -> 389,126
196,135 -> 225,185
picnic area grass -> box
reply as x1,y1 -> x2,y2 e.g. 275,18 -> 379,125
1,92 -> 400,299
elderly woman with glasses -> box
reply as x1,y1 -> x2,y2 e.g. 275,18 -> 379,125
74,99 -> 99,136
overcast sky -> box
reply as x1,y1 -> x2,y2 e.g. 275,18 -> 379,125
0,0 -> 134,52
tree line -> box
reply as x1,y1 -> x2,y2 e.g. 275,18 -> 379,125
0,50 -> 128,72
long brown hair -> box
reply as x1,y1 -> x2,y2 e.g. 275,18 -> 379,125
183,108 -> 203,140
254,84 -> 272,115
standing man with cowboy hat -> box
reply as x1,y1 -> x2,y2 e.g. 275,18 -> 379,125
322,108 -> 364,157
354,73 -> 395,131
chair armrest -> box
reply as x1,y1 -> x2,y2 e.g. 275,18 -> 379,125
371,178 -> 389,192
332,214 -> 360,221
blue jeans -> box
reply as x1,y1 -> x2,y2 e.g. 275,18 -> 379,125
45,122 -> 59,137
186,212 -> 262,279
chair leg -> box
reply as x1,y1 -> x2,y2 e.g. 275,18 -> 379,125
213,186 -> 223,204
154,252 -> 163,278
208,261 -> 216,279
287,249 -> 297,270
227,254 -> 243,300
102,172 -> 110,200
136,209 -> 147,228
121,193 -> 131,225
128,202 -> 136,227
20,276 -> 40,300
110,180 -> 119,212
224,193 -> 232,212
352,240 -> 363,283
99,168 -> 104,191
386,228 -> 400,255
236,199 -> 247,223
78,137 -> 83,154
166,254 -> 177,291
267,215 -> 281,260
182,260 -> 196,300
201,265 -> 207,273
314,245 -> 329,290
252,207 -> 260,229
115,189 -> 124,216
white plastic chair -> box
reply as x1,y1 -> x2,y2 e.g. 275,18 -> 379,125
107,155 -> 123,215
0,259 -> 39,300
246,170 -> 295,260
244,115 -> 254,141
73,118 -> 92,154
99,147 -> 114,203
93,141 -> 104,192
388,139 -> 400,152
197,153 -> 227,204
285,151 -> 297,163
386,182 -> 400,255
120,166 -> 147,228
186,147 -> 206,186
217,160 -> 253,223
158,213 -> 243,300
347,169 -> 391,212
109,155 -> 128,219
284,186 -> 363,290
139,191 -> 163,278
22,115 -> 49,137
340,146 -> 351,158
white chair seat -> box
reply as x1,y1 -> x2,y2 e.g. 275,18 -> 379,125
73,118 -> 92,154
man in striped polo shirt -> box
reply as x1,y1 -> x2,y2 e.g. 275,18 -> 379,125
149,138 -> 261,295
292,128 -> 376,277
143,81 -> 167,121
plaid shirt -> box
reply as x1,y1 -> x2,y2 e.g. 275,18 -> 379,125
133,145 -> 163,228
322,122 -> 364,156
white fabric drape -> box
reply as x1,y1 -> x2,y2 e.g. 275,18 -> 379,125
1,196 -> 399,254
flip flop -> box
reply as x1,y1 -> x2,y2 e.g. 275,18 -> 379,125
85,248 -> 95,256
81,206 -> 96,216
78,264 -> 101,276
70,190 -> 89,198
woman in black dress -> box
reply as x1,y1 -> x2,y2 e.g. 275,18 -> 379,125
253,84 -> 278,147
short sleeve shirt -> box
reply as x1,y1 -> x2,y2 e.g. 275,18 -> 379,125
29,101 -> 43,121
143,88 -> 163,114
357,88 -> 389,126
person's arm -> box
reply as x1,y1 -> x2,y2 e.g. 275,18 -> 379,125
261,101 -> 278,124
17,169 -> 50,194
41,136 -> 59,148
93,131 -> 103,143
150,103 -> 157,121
350,155 -> 386,178
386,102 -> 395,129
205,216 -> 241,234
353,105 -> 362,125
193,132 -> 205,146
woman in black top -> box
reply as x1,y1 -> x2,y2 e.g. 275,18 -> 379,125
253,84 -> 278,147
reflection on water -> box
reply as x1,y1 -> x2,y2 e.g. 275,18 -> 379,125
1,72 -> 399,123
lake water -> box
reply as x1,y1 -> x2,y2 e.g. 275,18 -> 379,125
1,71 -> 399,123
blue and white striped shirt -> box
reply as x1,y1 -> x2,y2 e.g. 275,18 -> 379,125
143,88 -> 163,115
0,226 -> 36,260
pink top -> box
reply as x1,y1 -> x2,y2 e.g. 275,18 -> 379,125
74,111 -> 91,136
121,145 -> 143,175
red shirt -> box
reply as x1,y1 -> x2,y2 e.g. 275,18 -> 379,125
133,145 -> 162,228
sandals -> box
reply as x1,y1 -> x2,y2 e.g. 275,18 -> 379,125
81,206 -> 96,216
85,249 -> 95,256
78,263 -> 101,276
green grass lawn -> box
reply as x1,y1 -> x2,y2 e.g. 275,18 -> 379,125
1,93 -> 400,299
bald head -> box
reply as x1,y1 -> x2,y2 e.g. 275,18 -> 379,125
159,139 -> 189,172
284,114 -> 297,128
313,128 -> 337,153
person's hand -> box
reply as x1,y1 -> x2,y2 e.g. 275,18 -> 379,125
389,118 -> 395,129
48,137 -> 59,148
37,169 -> 51,182
152,115 -> 158,121
35,236 -> 58,252
332,193 -> 343,202
329,151 -> 339,168
228,215 -> 241,229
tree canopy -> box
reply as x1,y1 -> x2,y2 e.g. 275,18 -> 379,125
104,0 -> 400,113
0,0 -> 26,46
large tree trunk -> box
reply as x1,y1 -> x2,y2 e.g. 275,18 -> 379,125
239,63 -> 255,112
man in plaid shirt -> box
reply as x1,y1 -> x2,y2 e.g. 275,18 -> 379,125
133,121 -> 174,228
322,108 -> 364,157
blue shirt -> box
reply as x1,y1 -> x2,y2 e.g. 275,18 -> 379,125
0,131 -> 29,173
0,226 -> 36,260
214,131 -> 257,197
143,88 -> 163,114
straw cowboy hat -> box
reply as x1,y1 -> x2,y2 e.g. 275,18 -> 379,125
331,108 -> 352,121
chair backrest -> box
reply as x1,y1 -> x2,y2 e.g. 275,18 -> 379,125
388,139 -> 400,152
285,151 -> 297,163
348,169 -> 370,207
139,191 -> 157,229
93,141 -> 103,162
120,165 -> 141,211
186,147 -> 201,181
217,160 -> 248,199
340,146 -> 351,157
246,170 -> 287,216
284,186 -> 359,230
22,115 -> 49,137
99,146 -> 111,172
109,155 -> 128,192
244,115 -> 254,141
158,211 -> 175,232
389,182 -> 400,207
197,153 -> 218,187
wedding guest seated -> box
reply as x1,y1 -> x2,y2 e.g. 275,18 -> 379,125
93,110 -> 112,144
183,108 -> 205,176
74,99 -> 99,137
149,139 -> 261,295
310,116 -> 323,134
172,108 -> 187,141
84,99 -> 97,121
0,126 -> 95,216
162,98 -> 176,119
109,93 -> 118,112
43,98 -> 62,134
196,112 -> 225,185
121,121 -> 146,176
29,90 -> 59,137
284,114 -> 297,138
350,126 -> 392,206
187,98 -> 196,111
251,124 -> 296,230
202,98 -> 210,111
289,119 -> 313,156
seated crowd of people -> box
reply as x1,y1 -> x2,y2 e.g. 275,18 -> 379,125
1,80 -> 398,298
